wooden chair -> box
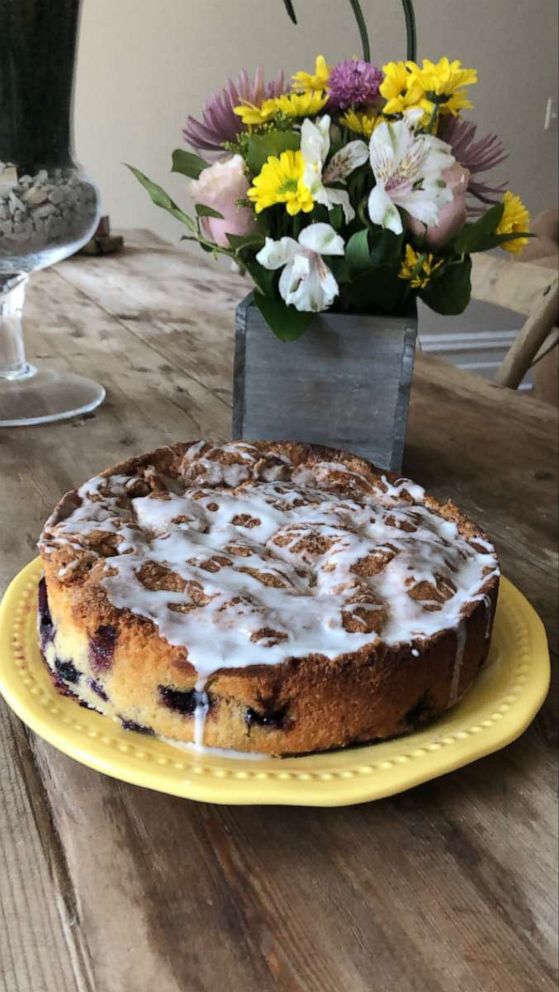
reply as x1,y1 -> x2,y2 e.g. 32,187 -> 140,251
471,253 -> 558,390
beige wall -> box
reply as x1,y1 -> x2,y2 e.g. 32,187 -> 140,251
75,0 -> 558,243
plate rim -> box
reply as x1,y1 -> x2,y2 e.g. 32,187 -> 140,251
0,557 -> 550,806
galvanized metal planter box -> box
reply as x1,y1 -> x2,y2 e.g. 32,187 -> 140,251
233,294 -> 418,473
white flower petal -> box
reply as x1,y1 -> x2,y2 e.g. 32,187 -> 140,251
368,115 -> 456,237
302,161 -> 324,199
300,115 -> 331,170
368,121 -> 395,181
400,186 -> 452,226
298,259 -> 339,311
308,183 -> 354,223
298,222 -> 345,256
256,236 -> 299,270
370,119 -> 412,181
402,107 -> 424,130
395,177 -> 454,227
281,255 -> 338,312
388,119 -> 417,167
368,185 -> 403,234
398,195 -> 441,227
278,254 -> 311,307
419,135 -> 455,179
322,187 -> 355,223
323,140 -> 368,183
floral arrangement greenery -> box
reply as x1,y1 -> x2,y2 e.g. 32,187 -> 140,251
129,0 -> 531,340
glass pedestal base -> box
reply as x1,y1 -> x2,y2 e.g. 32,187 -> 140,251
0,364 -> 105,427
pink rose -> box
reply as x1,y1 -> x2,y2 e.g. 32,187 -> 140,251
407,164 -> 470,247
188,155 -> 256,248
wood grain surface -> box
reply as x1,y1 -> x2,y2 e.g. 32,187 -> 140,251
233,297 -> 417,471
1,232 -> 557,992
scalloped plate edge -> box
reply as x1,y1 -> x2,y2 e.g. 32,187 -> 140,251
0,558 -> 550,806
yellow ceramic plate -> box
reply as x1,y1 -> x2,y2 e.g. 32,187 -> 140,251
0,558 -> 550,806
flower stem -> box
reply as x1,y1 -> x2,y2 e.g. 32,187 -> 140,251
357,195 -> 370,228
281,0 -> 297,24
348,1 -> 371,61
281,1 -> 416,64
401,0 -> 417,62
281,0 -> 371,60
426,102 -> 439,134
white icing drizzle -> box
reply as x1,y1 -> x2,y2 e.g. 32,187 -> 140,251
57,559 -> 80,580
193,678 -> 210,749
161,737 -> 266,761
41,627 -> 265,758
42,442 -> 499,686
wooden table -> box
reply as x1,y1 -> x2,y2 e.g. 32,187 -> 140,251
1,232 -> 557,992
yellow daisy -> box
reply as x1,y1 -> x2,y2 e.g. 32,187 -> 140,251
233,98 -> 278,127
379,61 -> 425,116
398,245 -> 443,289
339,108 -> 382,138
496,192 -> 530,253
408,57 -> 478,116
247,150 -> 314,216
292,55 -> 330,93
273,90 -> 329,118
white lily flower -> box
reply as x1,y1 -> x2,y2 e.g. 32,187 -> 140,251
301,115 -> 368,223
402,107 -> 425,131
368,117 -> 455,235
256,223 -> 345,312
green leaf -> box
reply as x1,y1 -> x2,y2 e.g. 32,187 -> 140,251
195,203 -> 224,219
242,258 -> 277,297
492,231 -> 535,247
126,164 -> 197,232
171,149 -> 208,179
328,204 -> 344,231
346,229 -> 371,273
343,266 -> 407,314
453,204 -> 504,254
421,256 -> 472,315
247,130 -> 300,174
341,226 -> 406,311
348,171 -> 370,211
328,255 -> 351,285
253,292 -> 313,340
226,232 -> 266,253
368,227 -> 404,267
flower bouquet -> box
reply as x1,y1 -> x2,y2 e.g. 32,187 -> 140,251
129,0 -> 531,469
129,1 -> 530,342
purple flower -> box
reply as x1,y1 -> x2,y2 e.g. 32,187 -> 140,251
438,116 -> 508,206
183,67 -> 285,155
328,59 -> 383,111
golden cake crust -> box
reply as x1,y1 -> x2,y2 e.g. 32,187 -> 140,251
38,441 -> 499,755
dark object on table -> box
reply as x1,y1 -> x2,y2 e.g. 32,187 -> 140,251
78,216 -> 124,256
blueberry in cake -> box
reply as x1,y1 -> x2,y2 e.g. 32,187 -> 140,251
38,441 -> 499,755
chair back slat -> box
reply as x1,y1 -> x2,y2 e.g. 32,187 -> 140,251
471,254 -> 557,316
470,254 -> 558,390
